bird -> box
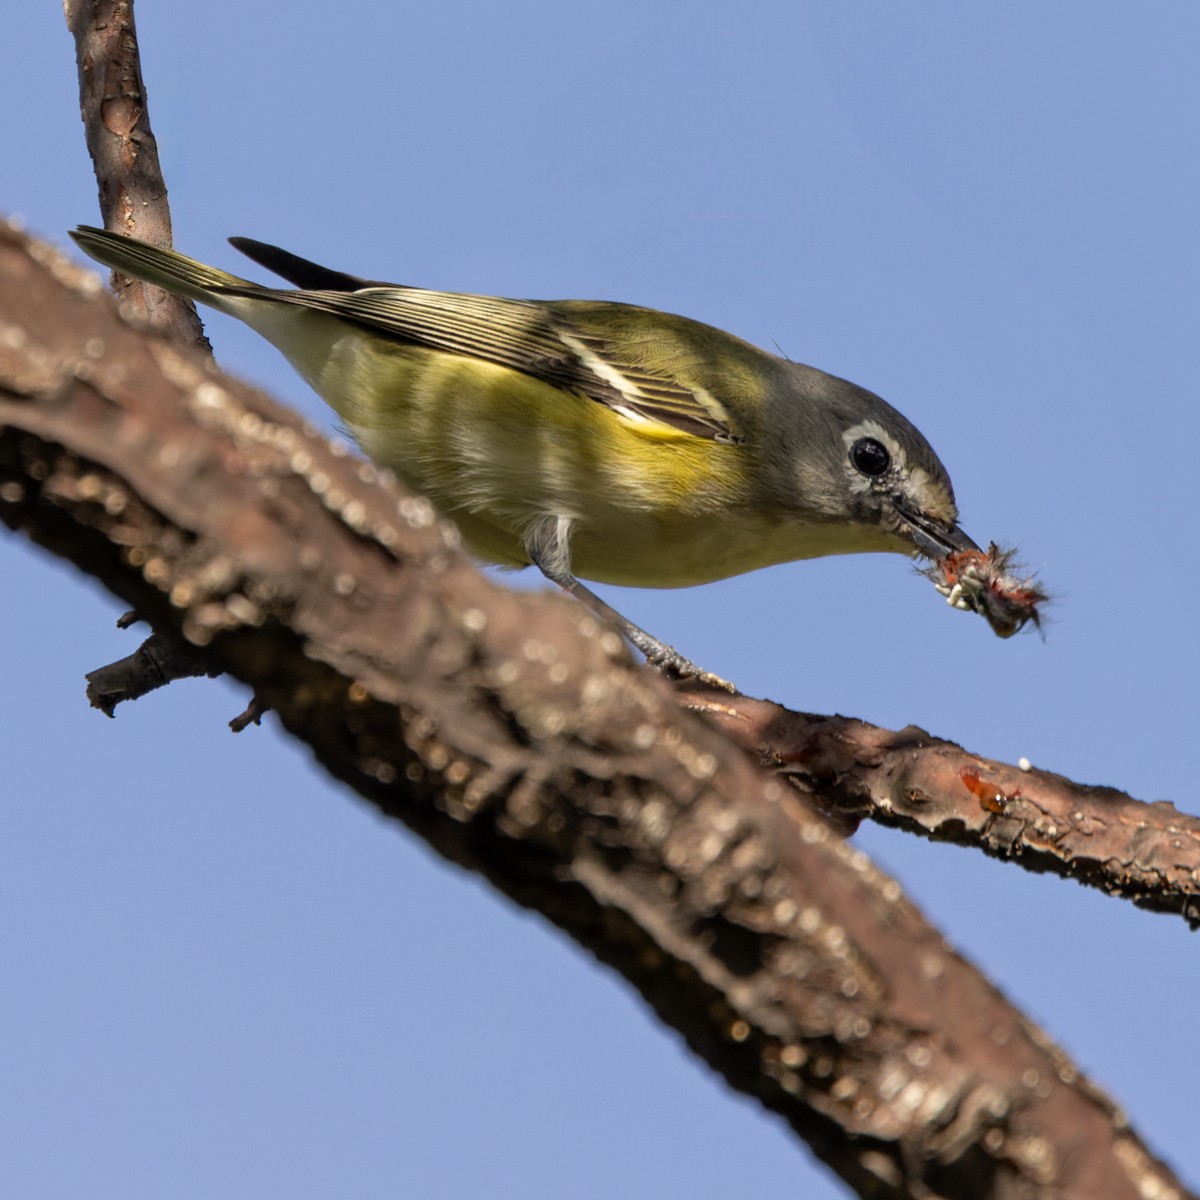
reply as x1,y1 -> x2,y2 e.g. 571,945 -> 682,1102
71,225 -> 980,687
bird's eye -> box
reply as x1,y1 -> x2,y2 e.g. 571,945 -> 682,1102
850,436 -> 891,477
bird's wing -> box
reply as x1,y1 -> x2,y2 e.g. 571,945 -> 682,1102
229,263 -> 748,443
286,287 -> 746,442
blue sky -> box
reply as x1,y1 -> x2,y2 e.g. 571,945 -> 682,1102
5,4 -> 1198,1197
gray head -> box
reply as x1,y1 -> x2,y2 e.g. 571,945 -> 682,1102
766,361 -> 979,560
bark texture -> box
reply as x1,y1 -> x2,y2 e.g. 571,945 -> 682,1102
64,0 -> 208,347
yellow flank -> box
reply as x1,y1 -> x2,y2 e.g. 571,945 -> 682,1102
319,334 -> 775,586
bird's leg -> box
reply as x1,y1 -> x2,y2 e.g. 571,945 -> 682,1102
524,516 -> 735,692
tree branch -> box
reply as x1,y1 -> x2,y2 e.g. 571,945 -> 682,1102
684,693 -> 1200,926
1,222 -> 1191,1200
64,0 -> 208,347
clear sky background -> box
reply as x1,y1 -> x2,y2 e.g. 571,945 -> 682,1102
5,4 -> 1198,1197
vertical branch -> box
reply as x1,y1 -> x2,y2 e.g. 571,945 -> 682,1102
63,0 -> 208,348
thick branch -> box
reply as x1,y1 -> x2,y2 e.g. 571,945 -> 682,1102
0,223 -> 1191,1200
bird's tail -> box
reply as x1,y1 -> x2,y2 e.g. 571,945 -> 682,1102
70,226 -> 256,310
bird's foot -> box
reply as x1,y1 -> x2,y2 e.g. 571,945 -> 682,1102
643,644 -> 737,694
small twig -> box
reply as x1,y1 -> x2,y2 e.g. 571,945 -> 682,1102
229,696 -> 270,733
85,628 -> 221,716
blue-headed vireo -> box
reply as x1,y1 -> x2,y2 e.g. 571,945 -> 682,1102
70,226 -> 981,685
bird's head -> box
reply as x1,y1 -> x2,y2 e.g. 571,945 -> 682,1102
769,363 -> 980,561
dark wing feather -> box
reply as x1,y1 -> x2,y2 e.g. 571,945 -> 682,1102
229,237 -> 374,292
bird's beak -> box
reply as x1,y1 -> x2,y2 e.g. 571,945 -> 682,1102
897,504 -> 981,560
